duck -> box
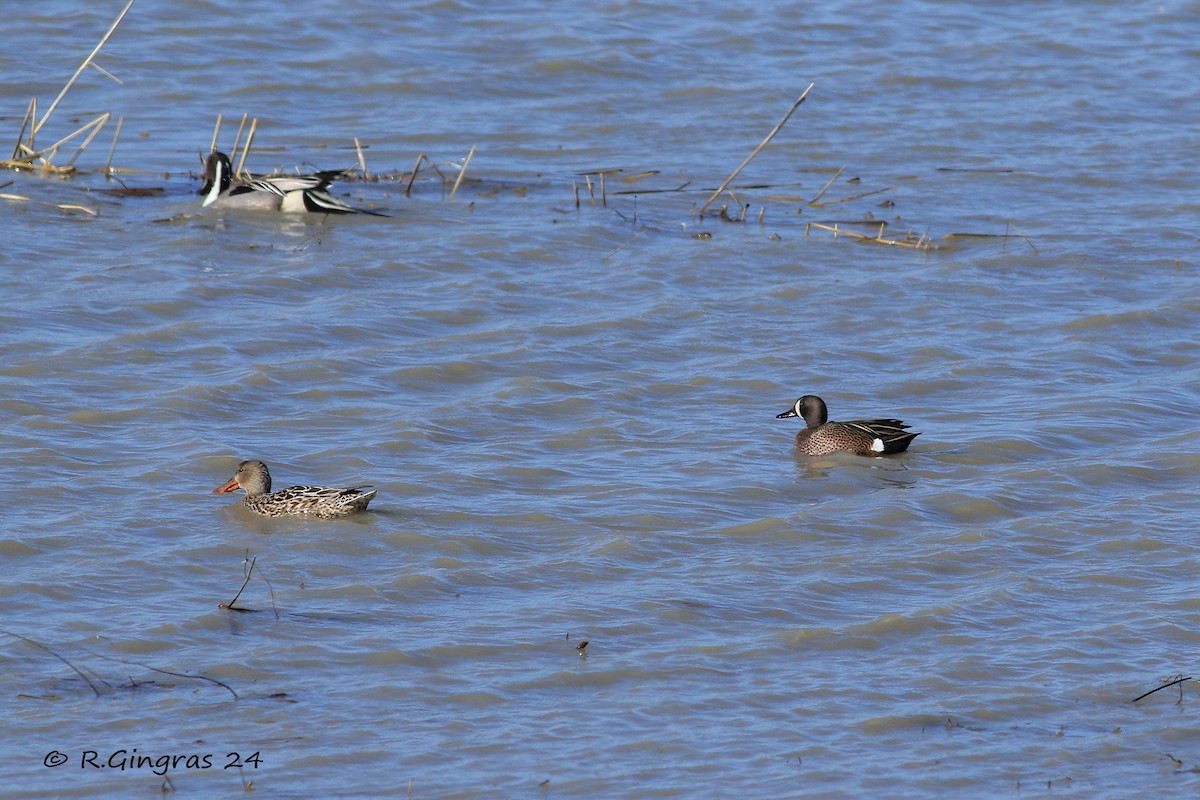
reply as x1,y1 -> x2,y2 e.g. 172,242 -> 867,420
776,395 -> 920,456
198,151 -> 385,215
212,459 -> 378,518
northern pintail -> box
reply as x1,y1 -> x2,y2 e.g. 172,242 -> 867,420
198,151 -> 384,215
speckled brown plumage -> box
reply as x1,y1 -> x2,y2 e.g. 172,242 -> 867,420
776,395 -> 920,456
212,459 -> 377,518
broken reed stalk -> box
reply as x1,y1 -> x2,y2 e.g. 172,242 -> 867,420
810,183 -> 895,208
808,167 -> 843,205
448,144 -> 476,201
235,118 -> 258,178
805,221 -> 934,250
354,137 -> 368,180
405,153 -> 426,197
209,113 -> 223,155
1003,222 -> 1039,254
229,113 -> 249,172
221,555 -> 257,612
64,113 -> 111,167
698,81 -> 815,216
12,98 -> 35,160
103,116 -> 123,174
18,113 -> 110,166
32,0 -> 135,140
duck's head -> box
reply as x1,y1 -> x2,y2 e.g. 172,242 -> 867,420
213,459 -> 272,496
199,151 -> 233,207
776,395 -> 828,427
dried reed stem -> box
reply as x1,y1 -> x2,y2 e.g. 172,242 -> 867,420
808,167 -> 843,205
405,153 -> 426,197
11,99 -> 35,160
33,0 -> 135,138
354,137 -> 367,180
22,113 -> 109,165
810,183 -> 895,208
221,555 -> 257,612
230,113 -> 249,170
448,144 -> 477,201
235,118 -> 258,178
698,82 -> 814,215
805,221 -> 934,250
103,115 -> 123,174
1003,222 -> 1039,253
64,113 -> 111,167
209,113 -> 223,154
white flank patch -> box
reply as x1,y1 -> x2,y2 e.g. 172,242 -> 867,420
870,438 -> 884,453
279,191 -> 309,213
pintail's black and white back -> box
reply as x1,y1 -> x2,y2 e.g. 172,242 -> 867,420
776,395 -> 920,456
198,151 -> 385,215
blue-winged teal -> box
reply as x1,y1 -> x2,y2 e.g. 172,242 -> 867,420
776,395 -> 920,456
213,460 -> 378,518
199,151 -> 385,215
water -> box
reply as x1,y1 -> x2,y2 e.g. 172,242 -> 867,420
3,1 -> 1199,797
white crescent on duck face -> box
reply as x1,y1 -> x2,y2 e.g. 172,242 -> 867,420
776,394 -> 920,457
212,459 -> 378,519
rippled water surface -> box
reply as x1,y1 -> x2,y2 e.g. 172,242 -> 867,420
3,1 -> 1200,797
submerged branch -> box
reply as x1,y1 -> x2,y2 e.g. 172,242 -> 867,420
1132,675 -> 1192,704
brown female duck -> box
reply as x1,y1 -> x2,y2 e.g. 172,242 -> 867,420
212,459 -> 377,518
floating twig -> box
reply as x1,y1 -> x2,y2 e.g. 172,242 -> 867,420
57,203 -> 99,216
805,221 -> 935,250
81,645 -> 239,701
